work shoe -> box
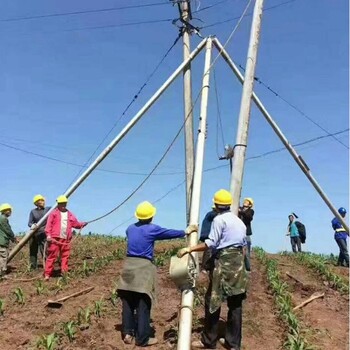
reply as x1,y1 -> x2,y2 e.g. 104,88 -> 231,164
44,276 -> 50,281
219,338 -> 239,350
123,335 -> 134,345
145,338 -> 158,346
191,340 -> 213,349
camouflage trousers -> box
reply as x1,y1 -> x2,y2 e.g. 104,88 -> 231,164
0,246 -> 8,276
208,246 -> 248,314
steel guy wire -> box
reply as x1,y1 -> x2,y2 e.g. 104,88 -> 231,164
64,32 -> 183,191
202,0 -> 297,29
235,64 -> 349,149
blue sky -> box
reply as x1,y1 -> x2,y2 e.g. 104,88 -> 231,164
0,0 -> 348,254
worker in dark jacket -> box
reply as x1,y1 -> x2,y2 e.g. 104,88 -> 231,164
28,194 -> 51,270
238,198 -> 254,271
332,207 -> 349,267
199,206 -> 217,271
0,203 -> 18,277
117,201 -> 197,347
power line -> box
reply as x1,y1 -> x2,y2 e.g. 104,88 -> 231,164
204,128 -> 349,172
235,64 -> 350,149
65,32 -> 183,190
64,18 -> 174,32
0,2 -> 172,22
103,128 -> 349,233
202,0 -> 297,28
2,128 -> 347,177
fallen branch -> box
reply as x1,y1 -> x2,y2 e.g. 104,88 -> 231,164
293,292 -> 325,311
286,271 -> 305,285
2,276 -> 40,282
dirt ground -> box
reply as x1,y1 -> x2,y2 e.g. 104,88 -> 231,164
273,254 -> 349,350
0,241 -> 348,350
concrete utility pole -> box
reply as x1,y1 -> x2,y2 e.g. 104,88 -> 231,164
177,37 -> 213,350
213,37 -> 350,233
178,0 -> 195,224
230,0 -> 265,213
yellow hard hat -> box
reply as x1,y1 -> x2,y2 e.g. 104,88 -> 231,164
56,195 -> 68,204
33,194 -> 45,204
244,197 -> 254,207
0,203 -> 13,212
135,201 -> 156,220
213,189 -> 232,206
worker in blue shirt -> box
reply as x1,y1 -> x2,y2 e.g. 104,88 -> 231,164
332,207 -> 349,267
286,213 -> 302,253
178,189 -> 248,350
117,201 -> 197,347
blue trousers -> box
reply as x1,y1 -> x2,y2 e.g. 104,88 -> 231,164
335,237 -> 349,267
119,290 -> 152,346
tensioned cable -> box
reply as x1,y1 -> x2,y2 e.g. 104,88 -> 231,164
84,85 -> 205,224
64,32 -> 183,190
202,0 -> 297,28
234,65 -> 349,149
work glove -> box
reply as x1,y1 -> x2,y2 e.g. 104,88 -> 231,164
185,224 -> 198,235
46,236 -> 52,242
177,247 -> 191,258
31,224 -> 38,230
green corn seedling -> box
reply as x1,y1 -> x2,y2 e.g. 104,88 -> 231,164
13,287 -> 25,305
0,298 -> 4,316
77,307 -> 91,325
35,280 -> 45,295
36,333 -> 59,350
94,299 -> 104,317
110,288 -> 118,306
62,321 -> 77,342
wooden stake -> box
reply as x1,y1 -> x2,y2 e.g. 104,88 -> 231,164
293,292 -> 325,311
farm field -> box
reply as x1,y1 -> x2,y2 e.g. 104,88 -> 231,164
0,236 -> 348,350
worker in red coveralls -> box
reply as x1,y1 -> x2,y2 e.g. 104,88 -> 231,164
44,195 -> 87,280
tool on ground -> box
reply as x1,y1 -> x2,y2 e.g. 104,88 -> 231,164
46,286 -> 94,308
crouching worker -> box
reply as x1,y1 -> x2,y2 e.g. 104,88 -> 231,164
178,190 -> 248,350
0,204 -> 18,277
44,195 -> 87,280
117,201 -> 197,347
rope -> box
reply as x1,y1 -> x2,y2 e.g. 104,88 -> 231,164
84,86 -> 206,225
93,12 -> 254,228
65,32 -> 183,191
